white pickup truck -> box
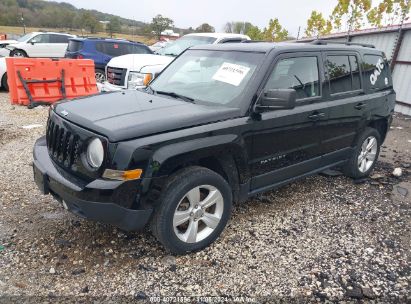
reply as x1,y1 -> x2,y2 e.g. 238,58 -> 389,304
100,33 -> 250,91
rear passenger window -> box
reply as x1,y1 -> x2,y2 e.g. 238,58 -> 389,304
96,42 -> 152,56
265,57 -> 320,100
326,55 -> 361,94
50,35 -> 69,43
363,55 -> 391,90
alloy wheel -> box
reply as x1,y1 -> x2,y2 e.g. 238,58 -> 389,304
95,72 -> 106,83
12,51 -> 25,57
173,185 -> 224,243
358,136 -> 378,173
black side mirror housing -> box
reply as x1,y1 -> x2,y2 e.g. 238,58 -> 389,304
256,89 -> 296,112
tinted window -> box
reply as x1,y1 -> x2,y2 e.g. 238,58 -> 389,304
220,39 -> 244,44
67,40 -> 83,52
50,34 -> 70,43
326,56 -> 351,94
326,55 -> 362,94
96,42 -> 152,56
30,34 -> 50,43
265,56 -> 320,100
363,55 -> 391,90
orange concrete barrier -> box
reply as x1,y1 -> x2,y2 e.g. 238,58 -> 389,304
6,58 -> 98,108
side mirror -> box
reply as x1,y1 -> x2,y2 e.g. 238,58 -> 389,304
30,40 -> 36,45
256,89 -> 296,112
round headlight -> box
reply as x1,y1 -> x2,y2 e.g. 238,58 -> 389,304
86,138 -> 104,169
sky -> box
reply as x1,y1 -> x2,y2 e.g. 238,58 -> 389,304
55,0 -> 337,37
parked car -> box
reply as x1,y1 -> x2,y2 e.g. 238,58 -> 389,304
65,38 -> 153,83
0,57 -> 7,91
33,41 -> 395,254
0,32 -> 75,58
101,33 -> 250,91
149,40 -> 172,52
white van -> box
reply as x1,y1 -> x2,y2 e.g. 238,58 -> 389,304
100,33 -> 250,91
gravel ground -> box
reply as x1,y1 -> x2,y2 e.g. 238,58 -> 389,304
0,91 -> 410,303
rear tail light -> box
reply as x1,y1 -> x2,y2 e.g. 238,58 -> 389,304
76,54 -> 84,59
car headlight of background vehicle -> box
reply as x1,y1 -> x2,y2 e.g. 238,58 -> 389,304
86,138 -> 104,169
127,72 -> 152,89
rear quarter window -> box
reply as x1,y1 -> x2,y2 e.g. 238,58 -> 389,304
362,54 -> 392,91
67,40 -> 83,52
96,42 -> 152,56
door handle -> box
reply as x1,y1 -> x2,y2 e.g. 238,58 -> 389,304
354,103 -> 367,110
308,112 -> 325,120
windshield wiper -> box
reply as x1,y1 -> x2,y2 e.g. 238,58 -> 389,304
156,90 -> 195,103
164,53 -> 178,57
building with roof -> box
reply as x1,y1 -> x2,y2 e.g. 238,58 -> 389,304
296,23 -> 411,116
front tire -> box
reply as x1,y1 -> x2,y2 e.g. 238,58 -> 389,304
1,73 -> 8,91
10,49 -> 28,57
343,127 -> 381,179
150,166 -> 232,255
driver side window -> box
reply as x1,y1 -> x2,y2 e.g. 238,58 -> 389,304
265,56 -> 320,100
29,34 -> 50,44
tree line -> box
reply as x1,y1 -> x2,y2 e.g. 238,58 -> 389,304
151,0 -> 409,42
0,0 -> 409,40
223,0 -> 410,41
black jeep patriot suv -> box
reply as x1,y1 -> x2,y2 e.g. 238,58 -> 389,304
33,41 -> 396,254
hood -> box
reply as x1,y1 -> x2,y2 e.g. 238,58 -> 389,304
54,90 -> 240,142
107,54 -> 174,72
0,40 -> 18,46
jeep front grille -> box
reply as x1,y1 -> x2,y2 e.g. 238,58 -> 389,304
107,66 -> 127,86
46,119 -> 81,170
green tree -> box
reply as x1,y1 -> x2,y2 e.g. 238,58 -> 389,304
305,10 -> 332,38
331,0 -> 372,31
263,18 -> 289,42
224,21 -> 254,34
195,23 -> 215,33
107,17 -> 121,37
368,0 -> 411,26
150,14 -> 174,39
246,25 -> 264,40
79,11 -> 101,33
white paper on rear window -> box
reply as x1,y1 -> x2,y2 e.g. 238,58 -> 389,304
212,62 -> 250,86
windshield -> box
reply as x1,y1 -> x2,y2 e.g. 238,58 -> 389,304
149,50 -> 264,107
155,36 -> 217,57
17,33 -> 35,42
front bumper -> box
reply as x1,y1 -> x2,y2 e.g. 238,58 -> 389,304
0,48 -> 10,57
32,136 -> 153,231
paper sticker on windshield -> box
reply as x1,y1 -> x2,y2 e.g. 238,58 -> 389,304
212,63 -> 250,86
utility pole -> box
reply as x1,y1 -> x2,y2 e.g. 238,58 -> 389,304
21,12 -> 26,34
296,26 -> 301,40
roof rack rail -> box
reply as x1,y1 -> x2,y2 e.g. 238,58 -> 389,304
311,39 -> 375,48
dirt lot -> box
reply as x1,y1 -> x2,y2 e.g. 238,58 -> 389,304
0,91 -> 410,303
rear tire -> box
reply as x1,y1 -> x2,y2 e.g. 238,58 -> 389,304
150,166 -> 232,255
343,127 -> 381,179
1,73 -> 8,91
10,49 -> 28,57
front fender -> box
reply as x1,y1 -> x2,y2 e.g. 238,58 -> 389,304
147,134 -> 249,183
